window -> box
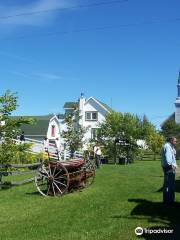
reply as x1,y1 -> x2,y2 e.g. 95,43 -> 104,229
51,125 -> 55,137
85,112 -> 98,121
92,112 -> 98,120
85,112 -> 91,120
91,128 -> 98,139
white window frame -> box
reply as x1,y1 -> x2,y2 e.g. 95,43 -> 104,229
91,128 -> 98,139
85,111 -> 98,121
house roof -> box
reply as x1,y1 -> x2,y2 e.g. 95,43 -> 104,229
63,102 -> 78,109
57,114 -> 65,119
86,97 -> 112,112
13,115 -> 53,136
95,98 -> 112,112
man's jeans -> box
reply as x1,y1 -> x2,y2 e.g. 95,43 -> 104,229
163,167 -> 175,203
95,154 -> 101,168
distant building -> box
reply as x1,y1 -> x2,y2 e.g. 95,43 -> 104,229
175,71 -> 180,123
161,71 -> 180,127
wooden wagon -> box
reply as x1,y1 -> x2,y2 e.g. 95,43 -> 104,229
0,158 -> 95,197
35,158 -> 95,197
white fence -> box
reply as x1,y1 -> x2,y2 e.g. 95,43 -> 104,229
12,137 -> 83,161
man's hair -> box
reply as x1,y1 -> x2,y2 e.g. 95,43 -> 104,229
166,137 -> 176,142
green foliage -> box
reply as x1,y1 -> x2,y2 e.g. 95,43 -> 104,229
140,114 -> 156,139
161,119 -> 180,138
161,119 -> 180,159
62,113 -> 86,152
0,90 -> 36,164
98,112 -> 142,162
97,112 -> 158,162
0,142 -> 41,164
146,132 -> 164,160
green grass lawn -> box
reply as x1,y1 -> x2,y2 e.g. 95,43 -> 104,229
0,160 -> 180,240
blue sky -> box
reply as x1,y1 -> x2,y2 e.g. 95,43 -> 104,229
0,0 -> 180,128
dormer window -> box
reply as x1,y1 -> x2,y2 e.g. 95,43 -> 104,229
85,112 -> 98,121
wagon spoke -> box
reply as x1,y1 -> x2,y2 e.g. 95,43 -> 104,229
54,168 -> 63,178
52,166 -> 56,176
46,184 -> 51,196
51,182 -> 56,196
54,179 -> 67,187
53,182 -> 63,194
42,167 -> 50,177
54,175 -> 67,180
39,172 -> 49,179
34,175 -> 48,197
37,179 -> 46,186
83,159 -> 96,187
49,164 -> 52,176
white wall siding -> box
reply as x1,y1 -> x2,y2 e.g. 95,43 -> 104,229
46,96 -> 109,150
47,117 -> 60,140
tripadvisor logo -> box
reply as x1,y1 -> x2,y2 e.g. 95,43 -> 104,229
135,226 -> 174,236
135,227 -> 143,236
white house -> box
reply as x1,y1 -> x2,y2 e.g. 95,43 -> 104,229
47,94 -> 111,149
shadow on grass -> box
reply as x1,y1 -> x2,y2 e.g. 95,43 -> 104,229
127,198 -> 180,240
0,181 -> 12,190
25,191 -> 40,195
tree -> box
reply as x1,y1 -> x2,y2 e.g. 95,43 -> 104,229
146,132 -> 164,160
141,115 -> 156,139
97,111 -> 147,163
62,113 -> 86,155
0,90 -> 34,164
161,119 -> 180,159
161,119 -> 180,138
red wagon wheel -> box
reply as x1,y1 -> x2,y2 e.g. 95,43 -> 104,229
35,162 -> 69,197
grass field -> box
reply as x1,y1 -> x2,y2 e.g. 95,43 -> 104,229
0,160 -> 180,240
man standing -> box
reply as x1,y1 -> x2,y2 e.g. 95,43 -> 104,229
94,143 -> 102,169
20,131 -> 25,143
161,137 -> 177,204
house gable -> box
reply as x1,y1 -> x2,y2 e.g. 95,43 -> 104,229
84,97 -> 110,117
47,115 -> 61,139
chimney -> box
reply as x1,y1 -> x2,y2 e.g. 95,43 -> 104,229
79,93 -> 86,118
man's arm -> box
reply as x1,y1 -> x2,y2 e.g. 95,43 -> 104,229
164,145 -> 173,166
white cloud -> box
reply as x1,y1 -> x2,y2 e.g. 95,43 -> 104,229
12,71 -> 32,79
11,70 -> 63,82
0,0 -> 77,27
33,72 -> 62,80
0,51 -> 35,64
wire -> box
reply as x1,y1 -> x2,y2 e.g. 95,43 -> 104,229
0,0 -> 128,20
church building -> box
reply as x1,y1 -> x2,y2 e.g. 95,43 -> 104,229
162,71 -> 180,126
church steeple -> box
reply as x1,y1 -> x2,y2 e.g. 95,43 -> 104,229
175,70 -> 180,123
177,70 -> 180,99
